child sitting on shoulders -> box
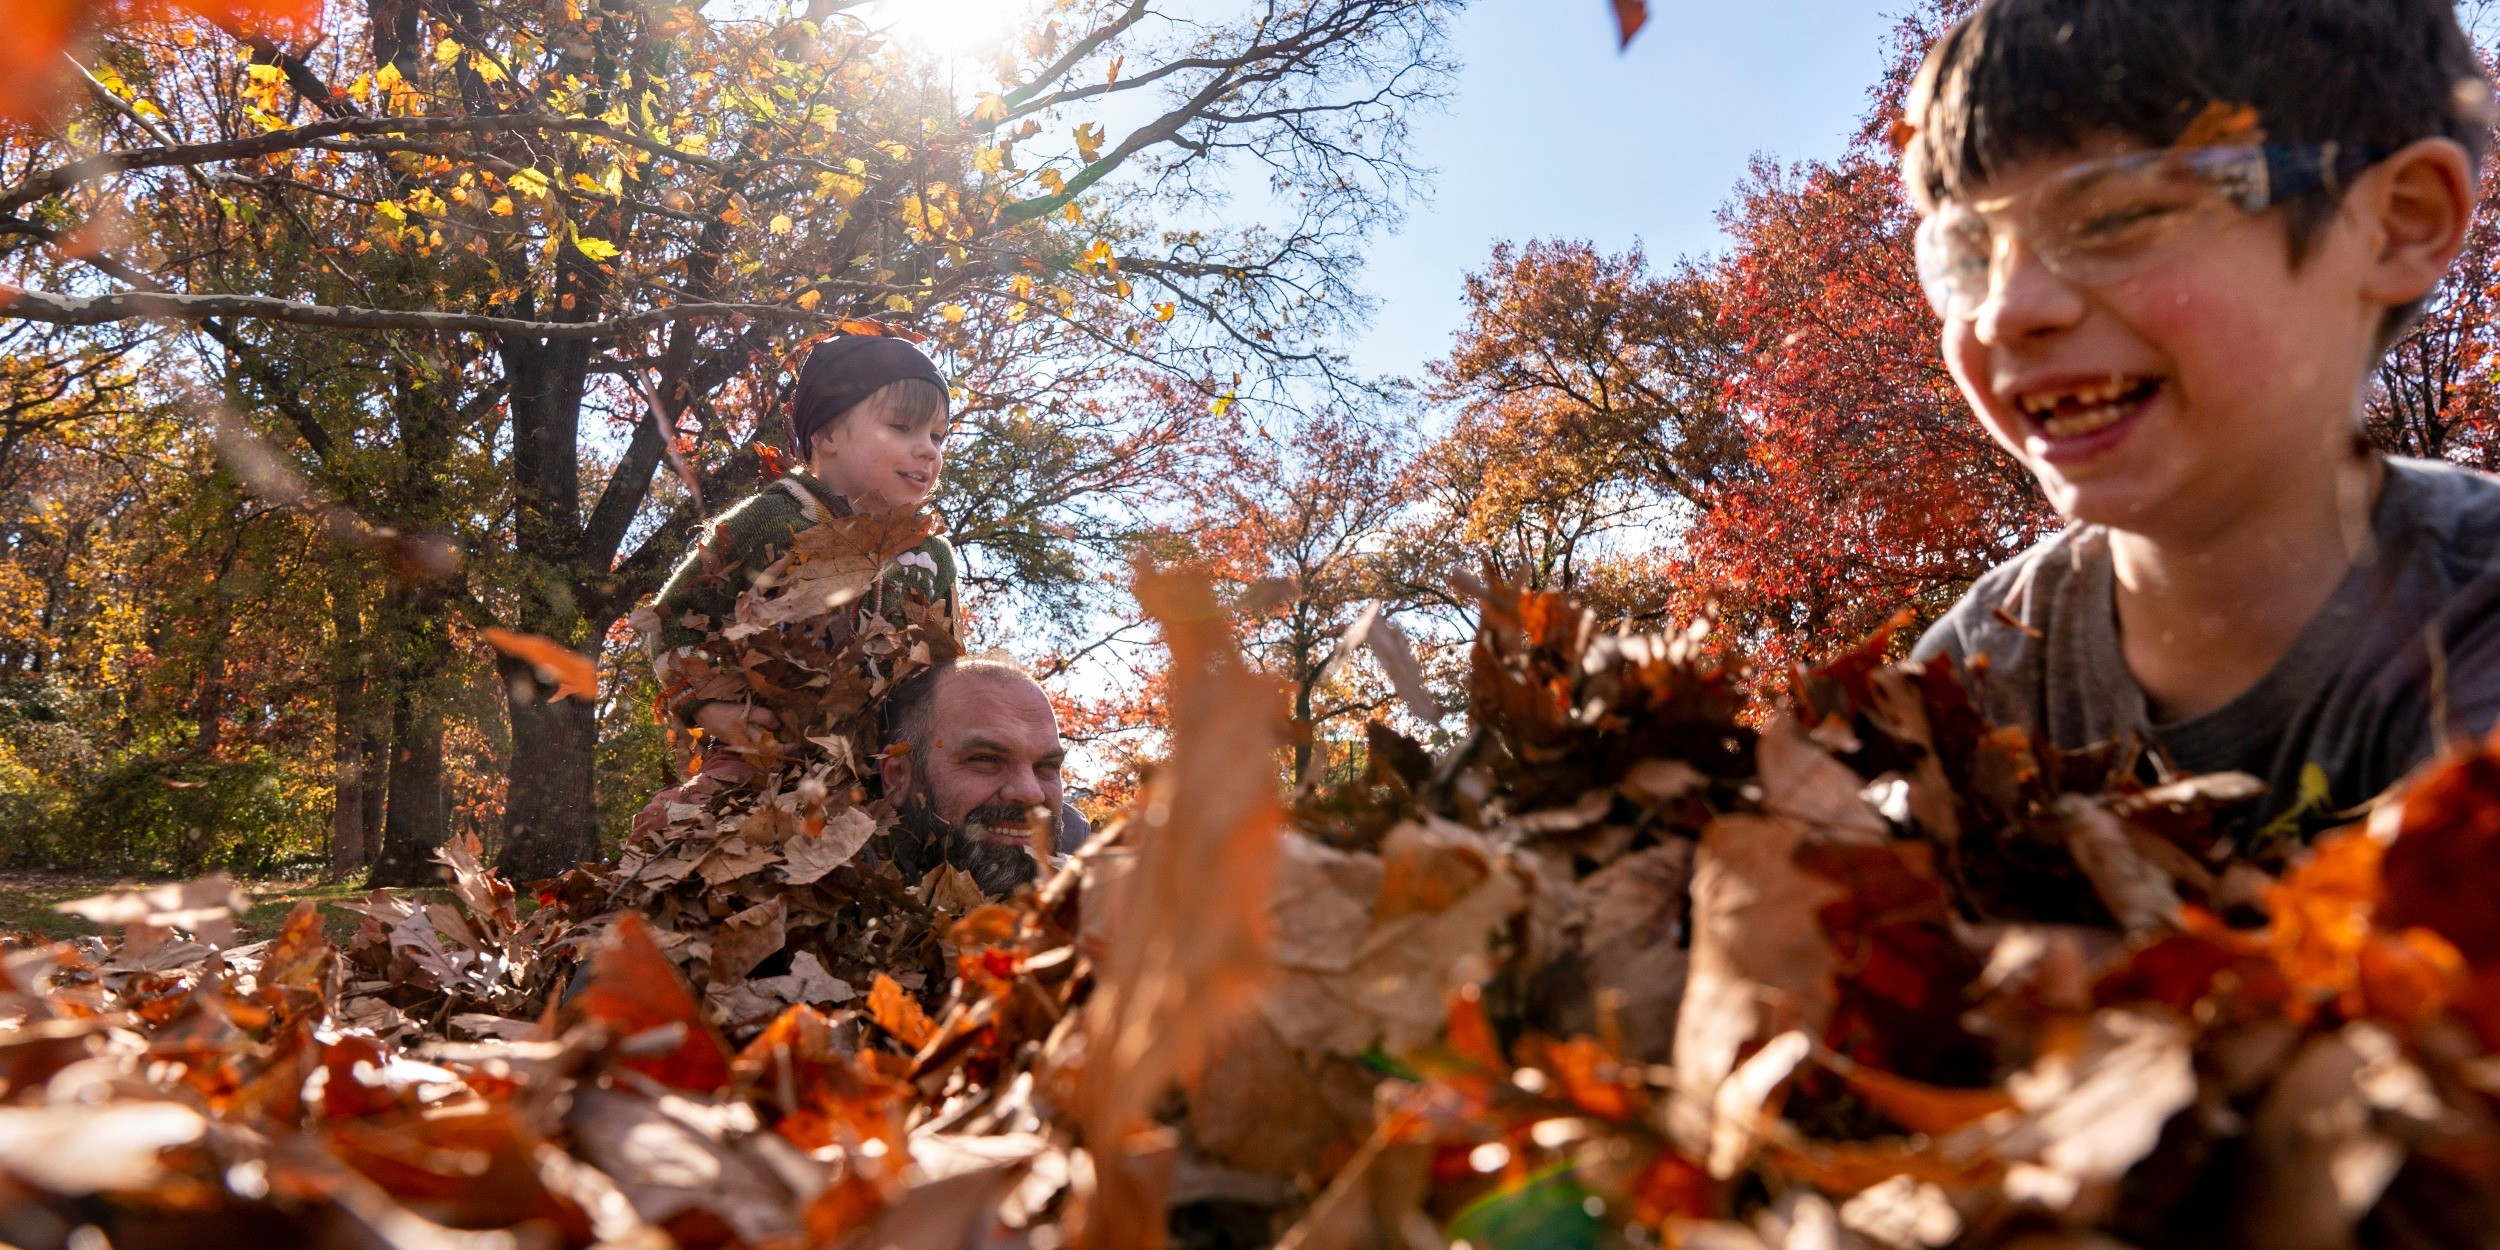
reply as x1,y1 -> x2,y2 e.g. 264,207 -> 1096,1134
645,333 -> 959,756
1904,0 -> 2500,838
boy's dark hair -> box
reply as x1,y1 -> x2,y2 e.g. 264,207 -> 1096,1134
1905,0 -> 2492,250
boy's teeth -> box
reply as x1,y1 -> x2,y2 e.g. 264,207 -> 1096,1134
2040,403 -> 2131,437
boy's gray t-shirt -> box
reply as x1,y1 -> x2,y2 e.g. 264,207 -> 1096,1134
1912,457 -> 2500,833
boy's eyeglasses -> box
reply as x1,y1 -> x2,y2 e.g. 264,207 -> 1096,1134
1914,143 -> 2389,322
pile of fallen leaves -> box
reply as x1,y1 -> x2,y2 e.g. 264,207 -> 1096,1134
9,571 -> 2500,1250
610,505 -> 967,1034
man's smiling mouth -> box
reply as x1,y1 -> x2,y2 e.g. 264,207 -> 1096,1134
2014,375 -> 2163,439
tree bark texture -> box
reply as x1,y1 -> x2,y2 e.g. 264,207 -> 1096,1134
496,664 -> 602,881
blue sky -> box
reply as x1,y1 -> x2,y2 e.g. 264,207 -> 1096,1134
1344,0 -> 1904,384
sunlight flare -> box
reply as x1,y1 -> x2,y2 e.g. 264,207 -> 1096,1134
869,0 -> 1034,61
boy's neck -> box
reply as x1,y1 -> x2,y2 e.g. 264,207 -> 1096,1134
2106,451 -> 2384,724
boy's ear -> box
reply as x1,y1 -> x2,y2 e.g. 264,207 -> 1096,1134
2357,137 -> 2477,310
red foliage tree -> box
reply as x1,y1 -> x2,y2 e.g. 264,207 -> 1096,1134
1672,151 -> 2052,672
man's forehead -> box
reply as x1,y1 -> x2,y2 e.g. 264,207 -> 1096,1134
927,667 -> 1061,749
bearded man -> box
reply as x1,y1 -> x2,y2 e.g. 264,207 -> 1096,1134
877,656 -> 1086,898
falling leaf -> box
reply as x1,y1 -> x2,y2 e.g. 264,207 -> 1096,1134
482,628 -> 599,701
1365,611 -> 1446,725
57,874 -> 247,949
1070,564 -> 1286,1248
1610,0 -> 1649,48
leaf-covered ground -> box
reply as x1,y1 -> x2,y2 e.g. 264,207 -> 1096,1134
0,871 -> 417,945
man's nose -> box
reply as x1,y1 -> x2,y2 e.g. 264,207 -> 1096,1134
1973,235 -> 2087,347
996,763 -> 1047,808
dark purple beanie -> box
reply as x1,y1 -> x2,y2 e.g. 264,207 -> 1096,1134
790,335 -> 948,453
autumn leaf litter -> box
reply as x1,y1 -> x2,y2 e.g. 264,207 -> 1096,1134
8,555 -> 2500,1248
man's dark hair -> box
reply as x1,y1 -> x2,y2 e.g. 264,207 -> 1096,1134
1904,0 -> 2492,249
881,654 -> 1037,759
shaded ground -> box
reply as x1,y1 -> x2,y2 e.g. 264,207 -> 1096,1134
0,870 -> 430,946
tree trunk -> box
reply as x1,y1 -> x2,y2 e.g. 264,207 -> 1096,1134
360,712 -> 388,864
495,661 -> 603,882
369,686 -> 448,887
329,587 -> 369,877
366,581 -> 452,887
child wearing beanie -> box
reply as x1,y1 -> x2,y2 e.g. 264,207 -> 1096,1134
642,334 -> 960,749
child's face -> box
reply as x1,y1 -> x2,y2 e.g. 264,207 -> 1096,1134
810,389 -> 948,511
1929,141 -> 2442,538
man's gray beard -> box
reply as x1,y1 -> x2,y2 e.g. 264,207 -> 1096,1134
891,786 -> 1041,899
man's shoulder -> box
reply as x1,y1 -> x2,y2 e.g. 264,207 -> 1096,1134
2382,457 -> 2500,577
1911,524 -> 2100,665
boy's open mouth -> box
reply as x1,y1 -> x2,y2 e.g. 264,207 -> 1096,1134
2015,375 -> 2162,439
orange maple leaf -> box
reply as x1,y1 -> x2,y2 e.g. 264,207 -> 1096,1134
481,628 -> 598,702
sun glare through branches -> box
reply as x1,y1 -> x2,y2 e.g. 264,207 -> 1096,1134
866,0 -> 1034,61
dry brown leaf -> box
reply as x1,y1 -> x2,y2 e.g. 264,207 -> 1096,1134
1966,1007 -> 2196,1212
921,863 -> 988,915
0,1101 -> 205,1195
1267,833 -> 1385,973
2240,1023 -> 2427,1250
1070,564 -> 1285,1250
697,837 -> 779,886
2057,797 -> 2182,935
1579,841 -> 1695,1064
1709,1029 -> 1812,1178
1262,823 -> 1522,1056
1674,813 -> 1844,1154
1187,1016 -> 1354,1179
565,1087 -> 806,1245
783,808 -> 878,884
709,898 -> 787,985
1365,611 -> 1447,725
1759,716 -> 1890,845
